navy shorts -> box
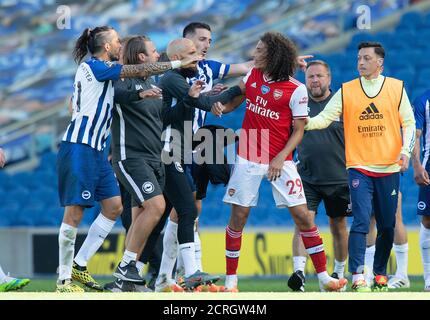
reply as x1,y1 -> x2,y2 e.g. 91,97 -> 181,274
57,142 -> 120,207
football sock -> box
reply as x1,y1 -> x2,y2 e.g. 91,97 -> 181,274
58,223 -> 77,281
393,243 -> 409,279
179,242 -> 197,277
300,226 -> 327,274
420,223 -> 430,285
120,250 -> 137,267
364,245 -> 375,279
194,231 -> 203,271
226,226 -> 242,276
158,220 -> 178,281
293,256 -> 307,275
334,259 -> 346,279
352,272 -> 365,283
74,213 -> 115,267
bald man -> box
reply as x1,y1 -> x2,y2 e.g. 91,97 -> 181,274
154,38 -> 243,292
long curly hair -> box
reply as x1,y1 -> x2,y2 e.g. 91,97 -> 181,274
260,32 -> 298,82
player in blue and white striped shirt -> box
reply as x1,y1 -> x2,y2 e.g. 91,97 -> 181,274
412,89 -> 430,291
56,25 -> 200,293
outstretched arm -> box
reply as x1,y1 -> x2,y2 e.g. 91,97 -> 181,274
120,54 -> 200,78
305,88 -> 342,130
214,81 -> 246,115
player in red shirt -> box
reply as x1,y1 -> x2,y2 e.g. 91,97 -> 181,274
217,32 -> 348,292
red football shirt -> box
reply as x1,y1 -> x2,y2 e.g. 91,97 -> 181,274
238,67 -> 308,164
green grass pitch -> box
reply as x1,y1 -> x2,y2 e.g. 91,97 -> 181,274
1,276 -> 428,299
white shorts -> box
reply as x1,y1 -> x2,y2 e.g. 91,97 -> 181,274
223,156 -> 307,208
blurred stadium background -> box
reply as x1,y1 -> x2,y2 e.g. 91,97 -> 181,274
1,0 -> 430,283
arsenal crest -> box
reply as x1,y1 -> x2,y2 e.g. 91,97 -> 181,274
273,89 -> 283,100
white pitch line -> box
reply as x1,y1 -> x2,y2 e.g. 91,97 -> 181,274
1,292 -> 430,300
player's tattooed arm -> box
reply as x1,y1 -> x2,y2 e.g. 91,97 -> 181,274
120,54 -> 200,78
120,62 -> 173,78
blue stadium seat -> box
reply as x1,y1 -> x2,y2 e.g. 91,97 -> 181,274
35,206 -> 63,227
347,33 -> 375,50
30,171 -> 58,188
40,152 -> 57,168
396,11 -> 422,31
0,203 -> 21,226
32,188 -> 59,207
15,200 -> 46,226
411,86 -> 429,103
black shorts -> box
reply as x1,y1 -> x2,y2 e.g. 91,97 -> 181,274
113,158 -> 165,207
303,181 -> 352,218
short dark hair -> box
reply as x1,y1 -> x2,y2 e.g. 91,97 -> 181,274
123,35 -> 151,65
183,22 -> 211,37
260,32 -> 298,82
358,42 -> 385,58
306,60 -> 331,75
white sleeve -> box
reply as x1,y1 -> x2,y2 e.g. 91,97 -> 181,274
290,84 -> 308,118
242,68 -> 253,85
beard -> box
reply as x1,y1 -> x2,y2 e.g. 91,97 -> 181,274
310,86 -> 327,99
180,67 -> 198,78
108,51 -> 119,62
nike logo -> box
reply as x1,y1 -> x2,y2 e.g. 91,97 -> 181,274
117,281 -> 123,289
119,268 -> 128,276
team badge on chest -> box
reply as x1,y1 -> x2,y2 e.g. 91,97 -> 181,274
273,89 -> 283,100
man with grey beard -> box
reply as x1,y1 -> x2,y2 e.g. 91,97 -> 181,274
288,60 -> 351,292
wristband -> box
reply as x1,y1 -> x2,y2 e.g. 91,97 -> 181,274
171,60 -> 182,69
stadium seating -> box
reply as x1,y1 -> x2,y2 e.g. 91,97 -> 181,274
0,1 -> 427,227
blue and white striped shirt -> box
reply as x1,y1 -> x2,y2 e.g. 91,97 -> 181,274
62,57 -> 122,151
414,89 -> 430,167
187,59 -> 230,133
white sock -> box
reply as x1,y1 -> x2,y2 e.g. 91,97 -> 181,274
293,256 -> 307,274
225,274 -> 238,289
420,223 -> 430,285
194,231 -> 203,271
179,242 -> 197,277
176,249 -> 185,276
0,265 -> 6,282
364,245 -> 375,279
136,261 -> 145,276
334,259 -> 346,279
393,243 -> 408,279
352,273 -> 365,283
317,271 -> 331,283
158,220 -> 178,281
58,223 -> 77,281
120,250 -> 137,267
74,213 -> 115,267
